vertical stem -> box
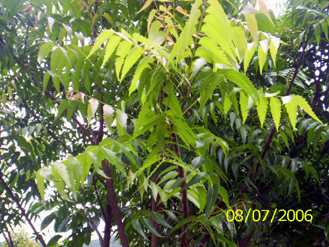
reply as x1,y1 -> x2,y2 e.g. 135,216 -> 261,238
0,171 -> 47,247
173,134 -> 189,247
150,197 -> 159,247
199,234 -> 209,247
102,201 -> 112,247
3,230 -> 14,247
102,160 -> 129,247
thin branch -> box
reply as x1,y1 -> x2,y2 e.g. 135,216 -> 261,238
173,134 -> 189,247
0,170 -> 47,247
82,205 -> 104,246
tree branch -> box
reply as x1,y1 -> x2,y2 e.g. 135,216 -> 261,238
173,134 -> 189,247
0,170 -> 47,247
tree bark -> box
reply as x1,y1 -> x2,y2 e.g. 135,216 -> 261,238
102,195 -> 112,247
102,160 -> 129,247
173,134 -> 189,247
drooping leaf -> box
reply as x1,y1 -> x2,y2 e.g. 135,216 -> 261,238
258,39 -> 269,74
114,41 -> 133,80
257,92 -> 268,127
102,35 -> 121,67
240,91 -> 249,124
245,13 -> 258,40
270,97 -> 282,131
88,30 -> 112,58
120,46 -> 143,81
41,212 -> 56,230
283,95 -> 298,129
38,42 -> 54,62
223,70 -> 258,99
199,72 -> 223,109
293,95 -> 322,123
269,36 -> 280,66
244,42 -> 257,72
129,57 -> 153,95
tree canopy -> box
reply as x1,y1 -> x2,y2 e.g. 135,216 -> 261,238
0,0 -> 328,246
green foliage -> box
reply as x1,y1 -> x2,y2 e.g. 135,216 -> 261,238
0,0 -> 329,246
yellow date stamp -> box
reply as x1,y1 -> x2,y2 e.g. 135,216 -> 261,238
225,209 -> 313,223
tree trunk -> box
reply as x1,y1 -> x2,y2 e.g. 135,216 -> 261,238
102,197 -> 112,247
102,160 -> 129,247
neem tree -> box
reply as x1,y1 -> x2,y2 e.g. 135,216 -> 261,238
0,0 -> 328,246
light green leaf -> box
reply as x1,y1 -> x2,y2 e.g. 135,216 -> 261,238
102,35 -> 121,67
36,171 -> 45,199
223,95 -> 232,115
257,92 -> 268,127
114,41 -> 133,80
38,42 -> 54,62
223,70 -> 258,99
164,83 -> 195,147
168,111 -> 196,147
50,47 -> 71,72
258,39 -> 269,74
134,103 -> 162,138
129,57 -> 153,95
201,0 -> 236,63
199,72 -> 223,109
240,91 -> 249,124
269,36 -> 280,66
88,30 -> 112,58
76,153 -> 92,181
120,46 -> 143,81
170,0 -> 201,61
270,97 -> 281,131
293,95 -> 322,123
52,162 -> 72,189
197,38 -> 233,67
244,42 -> 257,72
232,26 -> 247,61
255,13 -> 275,33
245,13 -> 258,40
283,96 -> 298,129
43,72 -> 50,92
